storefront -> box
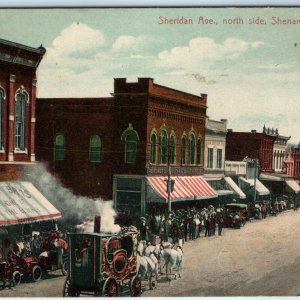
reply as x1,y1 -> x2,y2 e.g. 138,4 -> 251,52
113,175 -> 218,222
0,181 -> 61,237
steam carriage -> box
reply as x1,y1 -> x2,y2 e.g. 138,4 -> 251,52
63,230 -> 142,297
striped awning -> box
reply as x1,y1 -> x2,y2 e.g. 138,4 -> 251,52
239,177 -> 270,196
285,180 -> 300,193
0,181 -> 62,226
224,177 -> 246,199
147,176 -> 217,203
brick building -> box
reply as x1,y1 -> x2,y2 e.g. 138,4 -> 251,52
36,78 -> 217,218
226,129 -> 277,173
0,38 -> 45,180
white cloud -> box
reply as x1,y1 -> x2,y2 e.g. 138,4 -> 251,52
51,22 -> 105,55
156,37 -> 264,69
112,35 -> 138,51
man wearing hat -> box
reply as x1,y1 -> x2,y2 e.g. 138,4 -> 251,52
139,217 -> 147,241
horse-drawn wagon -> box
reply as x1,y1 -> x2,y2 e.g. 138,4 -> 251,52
62,230 -> 142,297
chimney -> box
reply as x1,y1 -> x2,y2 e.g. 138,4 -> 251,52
94,216 -> 101,233
251,130 -> 256,133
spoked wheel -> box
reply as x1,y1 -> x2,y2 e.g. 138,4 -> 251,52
63,278 -> 80,297
12,271 -> 22,286
130,275 -> 142,297
32,265 -> 42,282
102,277 -> 118,297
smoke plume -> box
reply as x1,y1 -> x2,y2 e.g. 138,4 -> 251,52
23,163 -> 120,233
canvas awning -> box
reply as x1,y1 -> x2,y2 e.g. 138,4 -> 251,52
215,189 -> 234,196
238,177 -> 270,196
259,173 -> 284,182
223,177 -> 246,199
285,180 -> 300,193
0,181 -> 62,226
147,176 -> 217,203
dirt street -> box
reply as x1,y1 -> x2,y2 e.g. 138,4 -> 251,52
143,209 -> 300,297
2,209 -> 300,297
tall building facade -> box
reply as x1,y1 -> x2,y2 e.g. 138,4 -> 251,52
36,78 -> 213,218
0,39 -> 45,180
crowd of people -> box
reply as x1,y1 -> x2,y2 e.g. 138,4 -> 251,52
136,197 -> 296,245
0,230 -> 68,266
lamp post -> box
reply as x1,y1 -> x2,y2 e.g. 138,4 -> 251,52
166,141 -> 175,213
243,157 -> 259,203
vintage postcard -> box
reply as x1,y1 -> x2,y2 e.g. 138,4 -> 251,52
0,6 -> 300,297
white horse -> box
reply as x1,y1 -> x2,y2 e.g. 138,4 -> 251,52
137,241 -> 157,290
144,243 -> 161,280
160,241 -> 184,280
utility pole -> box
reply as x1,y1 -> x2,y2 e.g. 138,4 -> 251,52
253,160 -> 257,203
167,141 -> 172,213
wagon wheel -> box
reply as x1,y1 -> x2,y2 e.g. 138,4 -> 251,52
32,265 -> 42,282
12,270 -> 21,286
63,278 -> 80,297
61,259 -> 68,276
102,277 -> 118,297
130,275 -> 142,297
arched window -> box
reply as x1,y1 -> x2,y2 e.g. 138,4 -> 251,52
89,135 -> 101,162
121,124 -> 139,164
55,133 -> 65,161
170,134 -> 176,164
160,130 -> 168,164
181,136 -> 187,165
0,88 -> 4,148
15,89 -> 28,150
197,137 -> 203,165
189,133 -> 196,164
150,132 -> 157,164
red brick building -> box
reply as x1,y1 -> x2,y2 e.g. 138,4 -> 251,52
36,78 -> 215,218
293,145 -> 300,180
0,38 -> 45,180
225,129 -> 277,173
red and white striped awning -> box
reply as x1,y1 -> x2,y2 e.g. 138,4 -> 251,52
147,176 -> 217,203
0,181 -> 62,226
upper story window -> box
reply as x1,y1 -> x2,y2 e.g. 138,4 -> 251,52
0,87 -> 5,149
150,131 -> 157,164
15,88 -> 28,151
121,124 -> 139,164
197,137 -> 203,165
207,147 -> 214,168
170,133 -> 176,164
189,133 -> 196,165
217,148 -> 223,169
55,133 -> 65,161
160,129 -> 168,164
89,135 -> 101,163
181,136 -> 187,165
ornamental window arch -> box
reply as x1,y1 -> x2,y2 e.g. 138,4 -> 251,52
181,132 -> 187,165
150,128 -> 158,164
169,130 -> 177,164
188,129 -> 196,165
121,123 -> 139,164
160,127 -> 168,165
15,86 -> 29,151
55,133 -> 65,161
197,134 -> 203,165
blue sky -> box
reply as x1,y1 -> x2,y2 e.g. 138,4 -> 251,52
1,8 -> 300,142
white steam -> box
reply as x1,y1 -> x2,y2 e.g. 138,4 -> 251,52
23,163 -> 120,233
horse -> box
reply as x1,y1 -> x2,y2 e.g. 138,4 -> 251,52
160,241 -> 183,281
144,243 -> 162,280
137,240 -> 157,290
